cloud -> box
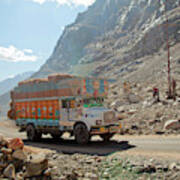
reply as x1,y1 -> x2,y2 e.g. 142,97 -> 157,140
23,49 -> 33,54
7,74 -> 16,79
32,0 -> 46,4
0,45 -> 37,62
60,26 -> 65,31
31,0 -> 95,7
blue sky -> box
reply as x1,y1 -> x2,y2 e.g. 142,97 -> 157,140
0,0 -> 95,81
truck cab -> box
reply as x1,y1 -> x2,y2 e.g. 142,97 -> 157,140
59,97 -> 121,144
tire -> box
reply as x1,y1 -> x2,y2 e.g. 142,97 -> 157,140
100,133 -> 114,142
74,123 -> 89,144
26,124 -> 40,141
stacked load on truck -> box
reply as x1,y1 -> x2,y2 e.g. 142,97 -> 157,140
12,74 -> 108,100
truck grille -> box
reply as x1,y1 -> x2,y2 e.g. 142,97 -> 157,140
104,111 -> 116,124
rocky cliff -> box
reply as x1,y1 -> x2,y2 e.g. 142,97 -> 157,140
33,0 -> 180,78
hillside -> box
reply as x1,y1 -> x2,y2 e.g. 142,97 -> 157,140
33,0 -> 180,78
31,0 -> 180,134
106,42 -> 180,135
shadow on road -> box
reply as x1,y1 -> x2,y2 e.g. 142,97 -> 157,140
24,138 -> 135,156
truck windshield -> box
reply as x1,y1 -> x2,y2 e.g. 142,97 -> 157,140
83,98 -> 103,108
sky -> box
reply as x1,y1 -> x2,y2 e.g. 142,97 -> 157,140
0,0 -> 95,81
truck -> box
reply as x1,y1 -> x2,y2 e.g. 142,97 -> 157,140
8,74 -> 121,144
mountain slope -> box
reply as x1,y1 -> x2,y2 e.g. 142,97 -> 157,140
33,0 -> 180,78
0,71 -> 34,96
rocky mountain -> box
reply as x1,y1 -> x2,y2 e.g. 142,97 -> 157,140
0,71 -> 34,96
30,0 -> 180,135
33,0 -> 180,78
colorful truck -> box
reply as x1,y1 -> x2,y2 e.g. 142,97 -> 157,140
8,74 -> 121,144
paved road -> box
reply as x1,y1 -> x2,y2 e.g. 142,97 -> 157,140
113,135 -> 180,160
1,125 -> 180,160
117,135 -> 180,152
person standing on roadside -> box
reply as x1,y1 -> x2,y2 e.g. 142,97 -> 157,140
153,87 -> 160,102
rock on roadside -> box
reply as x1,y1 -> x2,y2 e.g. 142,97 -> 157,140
0,134 -> 51,179
164,120 -> 180,130
24,154 -> 48,177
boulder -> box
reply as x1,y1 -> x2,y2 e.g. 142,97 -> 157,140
24,154 -> 48,177
164,120 -> 180,130
137,164 -> 156,173
127,109 -> 137,115
7,154 -> 13,162
143,100 -> 153,108
116,106 -> 123,112
66,171 -> 78,180
16,172 -> 24,180
12,149 -> 27,161
0,134 -> 3,144
8,138 -> 24,150
116,113 -> 126,120
0,162 -> 8,169
1,148 -> 12,155
127,93 -> 140,104
131,125 -> 139,130
111,100 -> 124,108
3,164 -> 16,179
0,153 -> 3,160
169,162 -> 177,170
44,168 -> 51,176
0,134 -> 8,146
85,172 -> 98,179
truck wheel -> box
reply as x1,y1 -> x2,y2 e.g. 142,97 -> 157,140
26,124 -> 39,141
74,123 -> 89,144
100,133 -> 114,142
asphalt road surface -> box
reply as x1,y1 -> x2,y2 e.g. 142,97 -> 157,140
0,124 -> 180,160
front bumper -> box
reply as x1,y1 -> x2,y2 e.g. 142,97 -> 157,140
90,123 -> 122,135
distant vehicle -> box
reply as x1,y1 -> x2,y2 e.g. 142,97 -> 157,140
8,74 -> 121,144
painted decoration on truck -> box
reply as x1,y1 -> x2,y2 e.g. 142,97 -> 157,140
86,79 -> 94,94
99,79 -> 105,94
82,79 -> 86,95
83,78 -> 108,96
14,99 -> 60,121
32,107 -> 36,117
38,108 -> 41,117
104,80 -> 108,95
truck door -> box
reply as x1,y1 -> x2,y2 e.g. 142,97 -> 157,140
61,99 -> 78,121
61,100 -> 70,121
68,100 -> 77,121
